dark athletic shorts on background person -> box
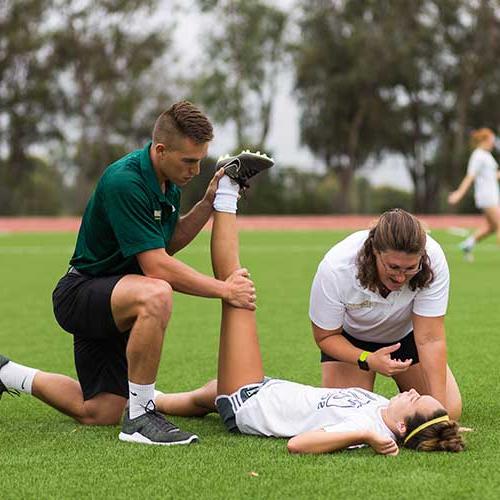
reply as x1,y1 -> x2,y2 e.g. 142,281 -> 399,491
320,330 -> 419,365
52,269 -> 129,400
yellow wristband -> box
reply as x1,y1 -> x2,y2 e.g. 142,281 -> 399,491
359,351 -> 371,362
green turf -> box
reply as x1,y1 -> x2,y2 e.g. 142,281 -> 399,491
0,229 -> 499,499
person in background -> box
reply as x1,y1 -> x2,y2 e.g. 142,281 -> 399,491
448,128 -> 499,261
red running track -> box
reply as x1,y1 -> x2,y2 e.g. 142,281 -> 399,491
0,215 -> 484,233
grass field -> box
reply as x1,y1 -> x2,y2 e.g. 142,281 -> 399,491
1,229 -> 499,499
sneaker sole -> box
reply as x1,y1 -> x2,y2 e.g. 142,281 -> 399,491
218,152 -> 274,186
118,431 -> 199,446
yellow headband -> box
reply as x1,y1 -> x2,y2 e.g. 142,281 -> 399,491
403,415 -> 450,445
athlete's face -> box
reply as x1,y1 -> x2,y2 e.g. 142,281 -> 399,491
153,137 -> 209,186
387,389 -> 444,423
375,250 -> 422,291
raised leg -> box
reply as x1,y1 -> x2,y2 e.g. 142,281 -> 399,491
211,211 -> 264,396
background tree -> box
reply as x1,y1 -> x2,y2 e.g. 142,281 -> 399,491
0,0 -> 176,214
191,0 -> 288,151
293,0 -> 500,213
50,0 -> 175,211
372,0 -> 443,213
0,0 -> 63,213
293,0 -> 396,213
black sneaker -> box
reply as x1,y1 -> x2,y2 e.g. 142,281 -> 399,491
0,354 -> 20,400
216,150 -> 275,190
119,401 -> 199,446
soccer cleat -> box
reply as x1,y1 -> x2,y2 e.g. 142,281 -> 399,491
216,150 -> 275,190
0,354 -> 20,400
119,401 -> 199,446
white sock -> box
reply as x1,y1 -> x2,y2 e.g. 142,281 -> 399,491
128,381 -> 155,419
462,236 -> 476,250
213,175 -> 239,213
0,361 -> 38,394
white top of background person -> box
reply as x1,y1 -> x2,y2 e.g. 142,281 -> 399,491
448,128 -> 500,259
152,187 -> 464,455
309,209 -> 462,420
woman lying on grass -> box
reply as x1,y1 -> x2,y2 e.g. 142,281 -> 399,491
154,183 -> 465,455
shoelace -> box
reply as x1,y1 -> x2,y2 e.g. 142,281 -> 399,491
144,400 -> 179,433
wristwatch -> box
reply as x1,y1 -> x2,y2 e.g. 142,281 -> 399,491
357,351 -> 371,371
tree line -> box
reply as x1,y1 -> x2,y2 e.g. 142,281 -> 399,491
1,0 -> 499,215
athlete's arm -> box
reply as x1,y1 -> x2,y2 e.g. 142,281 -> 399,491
287,429 -> 398,455
412,313 -> 447,407
167,169 -> 224,254
448,175 -> 474,205
136,248 -> 255,310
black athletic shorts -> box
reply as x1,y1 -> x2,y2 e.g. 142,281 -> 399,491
52,269 -> 129,400
320,330 -> 419,365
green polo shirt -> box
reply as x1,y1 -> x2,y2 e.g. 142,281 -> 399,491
70,142 -> 181,276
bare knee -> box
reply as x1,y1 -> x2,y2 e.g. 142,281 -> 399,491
76,395 -> 127,426
137,280 -> 173,329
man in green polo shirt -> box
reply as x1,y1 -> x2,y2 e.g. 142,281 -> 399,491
0,100 -> 274,446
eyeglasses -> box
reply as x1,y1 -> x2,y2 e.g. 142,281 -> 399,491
377,253 -> 423,277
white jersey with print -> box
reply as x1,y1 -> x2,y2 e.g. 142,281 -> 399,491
235,379 -> 395,442
467,148 -> 499,209
309,230 -> 449,343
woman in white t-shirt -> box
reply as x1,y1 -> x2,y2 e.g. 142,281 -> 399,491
154,208 -> 464,454
448,128 -> 499,259
309,209 -> 462,421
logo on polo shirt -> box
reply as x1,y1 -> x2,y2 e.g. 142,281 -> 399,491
154,210 -> 161,221
345,300 -> 373,310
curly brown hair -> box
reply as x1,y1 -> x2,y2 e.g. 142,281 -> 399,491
356,209 -> 434,292
152,100 -> 214,150
402,409 -> 465,452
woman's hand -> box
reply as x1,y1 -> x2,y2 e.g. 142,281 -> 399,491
367,343 -> 412,376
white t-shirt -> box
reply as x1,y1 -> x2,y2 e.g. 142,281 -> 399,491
309,230 -> 449,343
235,379 -> 394,442
467,148 -> 499,209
